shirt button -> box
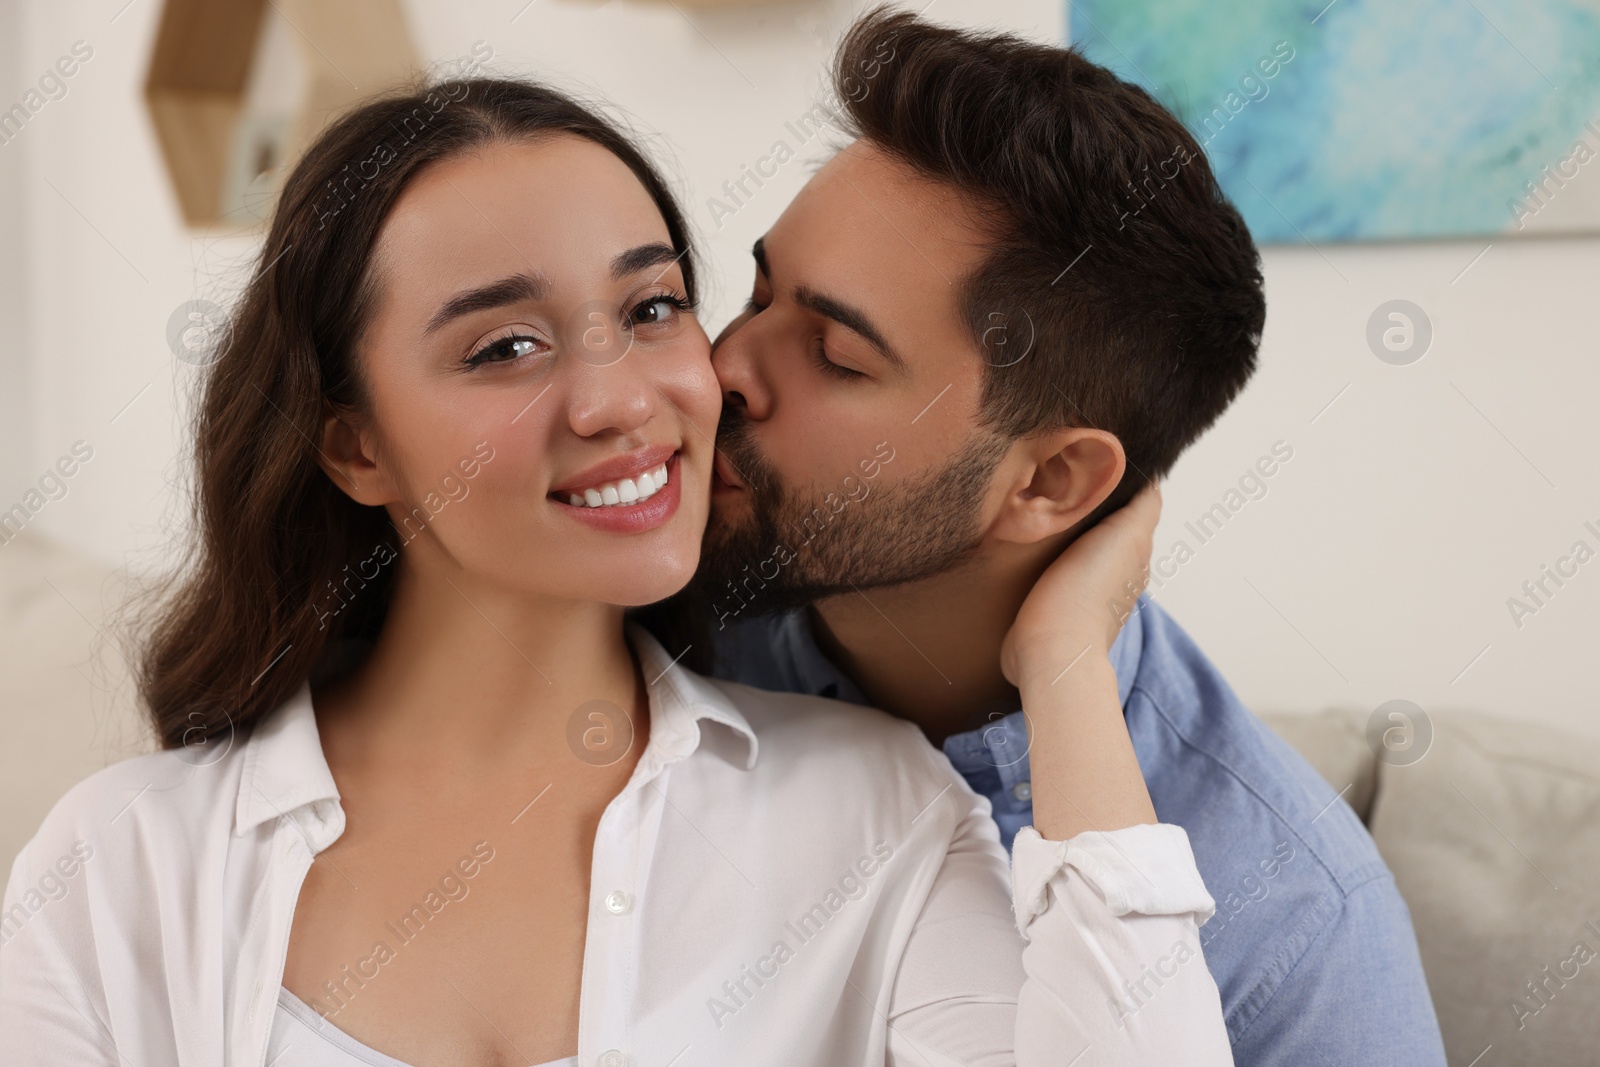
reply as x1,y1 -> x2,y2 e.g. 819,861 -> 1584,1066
598,1051 -> 627,1067
1012,780 -> 1033,802
604,890 -> 632,915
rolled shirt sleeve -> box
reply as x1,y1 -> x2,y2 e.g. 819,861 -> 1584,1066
887,799 -> 1234,1066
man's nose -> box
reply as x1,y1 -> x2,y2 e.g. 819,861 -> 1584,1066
711,317 -> 772,422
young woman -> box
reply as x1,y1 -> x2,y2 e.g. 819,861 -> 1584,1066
0,79 -> 1231,1065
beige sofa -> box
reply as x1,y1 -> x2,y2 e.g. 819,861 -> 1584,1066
1264,709 -> 1600,1066
4,532 -> 1598,1062
0,533 -> 147,873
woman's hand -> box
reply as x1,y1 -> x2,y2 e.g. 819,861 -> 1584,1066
1001,482 -> 1161,690
1003,484 -> 1163,840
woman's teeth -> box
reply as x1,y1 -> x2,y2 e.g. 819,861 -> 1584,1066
567,463 -> 670,508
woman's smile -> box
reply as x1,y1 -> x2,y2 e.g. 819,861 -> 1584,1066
549,447 -> 683,533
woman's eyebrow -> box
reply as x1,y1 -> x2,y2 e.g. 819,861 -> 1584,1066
611,241 -> 683,281
424,245 -> 679,335
425,272 -> 550,334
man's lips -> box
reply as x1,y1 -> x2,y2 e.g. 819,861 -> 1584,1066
712,450 -> 748,492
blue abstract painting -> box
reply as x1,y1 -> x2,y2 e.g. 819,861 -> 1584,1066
1068,0 -> 1600,242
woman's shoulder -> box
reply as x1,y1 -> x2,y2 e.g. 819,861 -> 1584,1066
700,670 -> 936,758
9,720 -> 254,891
674,668 -> 986,825
2,750 -> 227,977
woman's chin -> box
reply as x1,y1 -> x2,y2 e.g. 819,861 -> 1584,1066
603,551 -> 700,609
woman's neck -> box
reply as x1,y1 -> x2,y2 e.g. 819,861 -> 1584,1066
314,559 -> 642,780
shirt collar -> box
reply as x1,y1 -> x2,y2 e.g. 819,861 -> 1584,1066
783,611 -> 869,705
937,596 -> 1150,799
1108,593 -> 1148,707
628,622 -> 760,771
232,625 -> 759,839
234,684 -> 341,840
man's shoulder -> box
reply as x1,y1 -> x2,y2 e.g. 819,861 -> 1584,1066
707,612 -> 871,703
709,613 -> 809,691
1126,600 -> 1440,1055
1128,598 -> 1387,890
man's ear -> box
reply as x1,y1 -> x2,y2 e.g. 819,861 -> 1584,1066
989,427 -> 1126,546
318,408 -> 395,507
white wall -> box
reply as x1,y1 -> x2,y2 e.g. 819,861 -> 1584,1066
5,0 -> 1597,741
0,0 -> 32,499
1156,233 -> 1600,737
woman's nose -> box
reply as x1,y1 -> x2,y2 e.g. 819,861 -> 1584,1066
557,307 -> 659,437
566,359 -> 655,438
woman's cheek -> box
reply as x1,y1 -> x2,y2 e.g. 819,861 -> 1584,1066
678,344 -> 722,432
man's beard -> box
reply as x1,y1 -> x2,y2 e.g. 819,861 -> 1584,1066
684,408 -> 1010,630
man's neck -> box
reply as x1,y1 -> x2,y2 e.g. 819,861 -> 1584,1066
808,541 -> 1057,746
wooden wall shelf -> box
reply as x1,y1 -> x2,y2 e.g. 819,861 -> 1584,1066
144,0 -> 418,227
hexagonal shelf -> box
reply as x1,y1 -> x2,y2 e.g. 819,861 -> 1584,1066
144,0 -> 418,227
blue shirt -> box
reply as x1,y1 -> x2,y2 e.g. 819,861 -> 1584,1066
707,595 -> 1447,1066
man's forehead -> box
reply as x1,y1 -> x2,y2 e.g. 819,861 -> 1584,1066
770,140 -> 993,275
750,143 -> 995,387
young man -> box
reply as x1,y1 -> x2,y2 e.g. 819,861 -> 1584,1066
685,10 -> 1447,1065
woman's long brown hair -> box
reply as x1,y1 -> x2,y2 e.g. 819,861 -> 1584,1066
139,78 -> 698,750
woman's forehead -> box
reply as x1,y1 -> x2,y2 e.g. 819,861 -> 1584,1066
372,137 -> 672,295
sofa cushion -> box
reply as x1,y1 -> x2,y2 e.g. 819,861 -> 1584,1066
0,532 -> 145,872
1263,708 -> 1600,1067
1259,708 -> 1378,823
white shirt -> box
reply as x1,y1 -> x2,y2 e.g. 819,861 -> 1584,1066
1,625 -> 1232,1066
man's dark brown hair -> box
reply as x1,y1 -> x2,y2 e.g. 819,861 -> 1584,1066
835,8 -> 1266,515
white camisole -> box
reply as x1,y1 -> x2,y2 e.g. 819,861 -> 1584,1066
267,986 -> 578,1067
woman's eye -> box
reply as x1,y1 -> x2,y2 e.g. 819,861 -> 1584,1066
629,295 -> 687,327
467,333 -> 541,367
